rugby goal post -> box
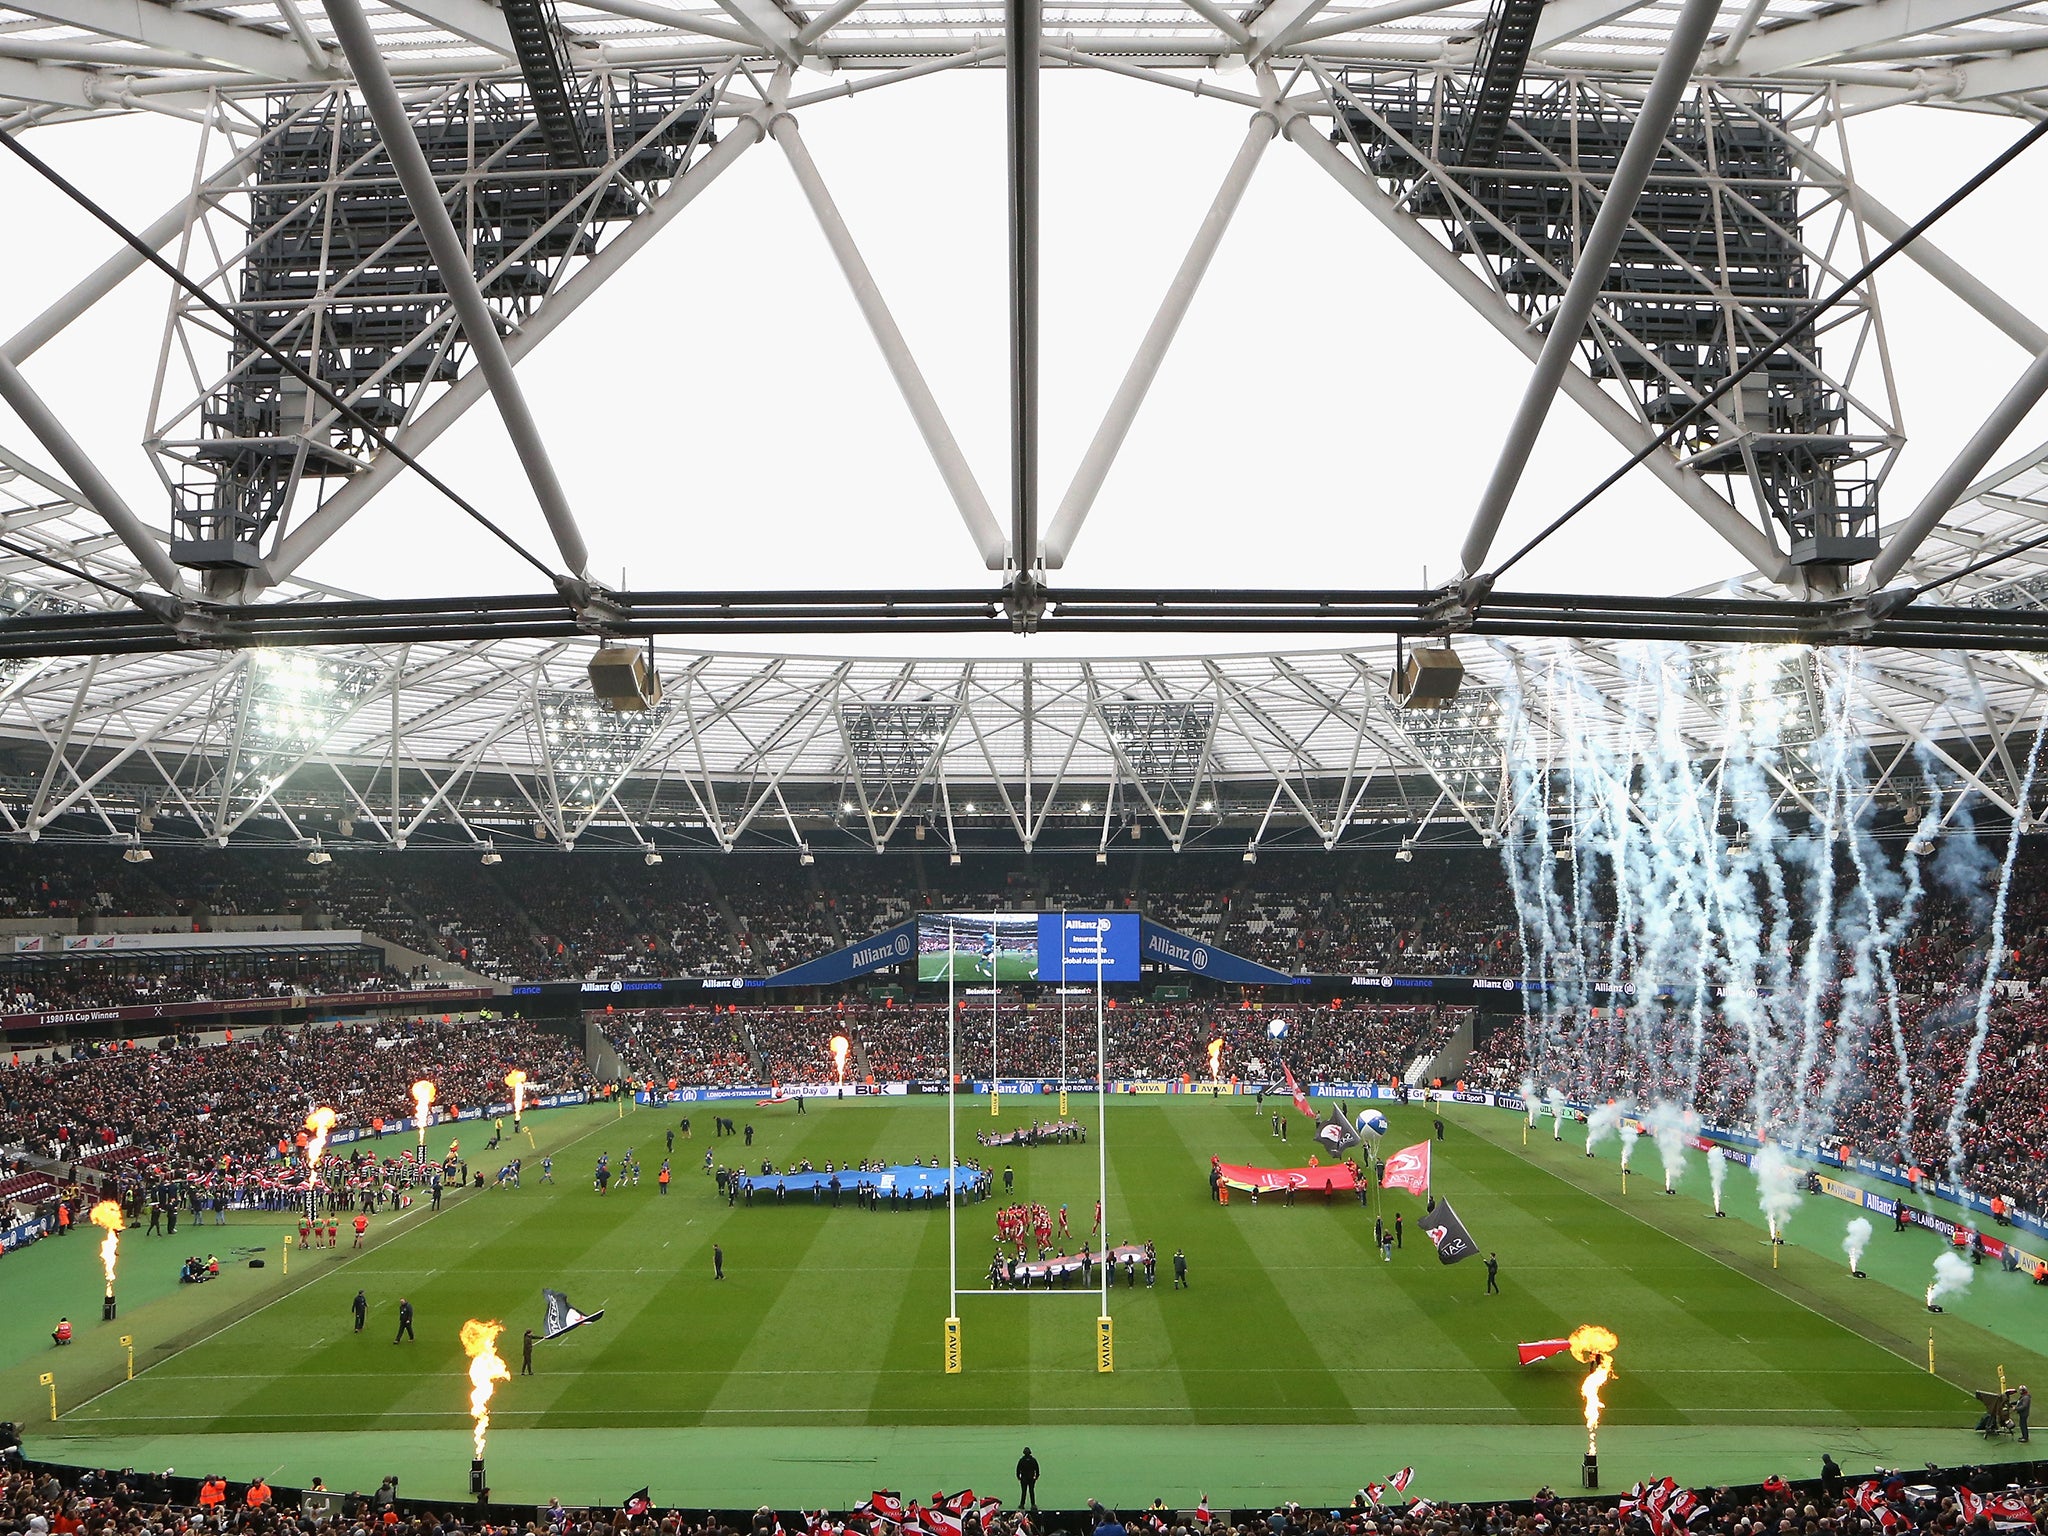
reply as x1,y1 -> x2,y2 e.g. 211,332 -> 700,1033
944,914 -> 1115,1373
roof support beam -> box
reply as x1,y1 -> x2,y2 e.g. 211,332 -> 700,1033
771,110 -> 1007,568
1787,144 -> 2047,353
1285,103 -> 1791,584
0,355 -> 185,596
1531,0 -> 1646,49
1007,0 -> 1040,575
1865,336 -> 2048,590
1043,106 -> 1273,568
1,0 -> 318,77
318,0 -> 592,582
1736,0 -> 2017,72
376,0 -> 513,53
1458,0 -> 1722,579
261,84 -> 757,590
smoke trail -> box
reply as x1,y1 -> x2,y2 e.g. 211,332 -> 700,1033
1707,1144 -> 1728,1214
1586,1101 -> 1625,1156
1927,1250 -> 1974,1307
1945,722 -> 2045,1188
1647,1102 -> 1696,1190
1753,1144 -> 1803,1238
1548,1087 -> 1567,1141
1619,1123 -> 1639,1171
1843,1215 -> 1872,1273
1520,1076 -> 1540,1127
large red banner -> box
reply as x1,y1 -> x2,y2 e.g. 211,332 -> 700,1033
1215,1161 -> 1359,1193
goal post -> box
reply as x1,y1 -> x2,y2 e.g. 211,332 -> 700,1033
943,911 -> 1114,1371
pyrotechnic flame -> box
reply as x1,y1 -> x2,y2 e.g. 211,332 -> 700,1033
504,1069 -> 527,1117
89,1200 -> 123,1296
412,1078 -> 437,1131
1568,1324 -> 1618,1455
460,1318 -> 512,1459
304,1106 -> 338,1170
829,1036 -> 849,1083
1207,1039 -> 1224,1079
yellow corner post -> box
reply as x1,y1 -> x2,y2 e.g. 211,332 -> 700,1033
39,1372 -> 54,1421
1096,1316 -> 1114,1373
944,1317 -> 961,1374
120,1335 -> 133,1380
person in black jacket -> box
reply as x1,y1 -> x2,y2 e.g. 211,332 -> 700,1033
393,1298 -> 414,1342
1017,1447 -> 1040,1511
352,1290 -> 367,1333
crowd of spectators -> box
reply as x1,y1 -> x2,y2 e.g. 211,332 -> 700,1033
599,1002 -> 1466,1088
0,1447 -> 2037,1536
0,952 -> 414,1015
0,847 -> 1530,994
0,1016 -> 589,1204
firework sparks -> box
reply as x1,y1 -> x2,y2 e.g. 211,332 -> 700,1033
504,1070 -> 527,1122
460,1319 -> 512,1459
304,1106 -> 338,1171
1568,1324 -> 1618,1455
829,1035 -> 850,1084
89,1200 -> 123,1297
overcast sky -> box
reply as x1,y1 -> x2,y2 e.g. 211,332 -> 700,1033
4,69 -> 2048,659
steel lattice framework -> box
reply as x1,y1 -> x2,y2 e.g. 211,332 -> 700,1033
6,0 -> 2048,853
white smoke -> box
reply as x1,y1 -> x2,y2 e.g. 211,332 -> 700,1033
1520,1077 -> 1540,1126
1547,1087 -> 1566,1140
1646,1102 -> 1697,1190
1586,1101 -> 1625,1155
1946,724 -> 2046,1188
1707,1144 -> 1728,1213
1927,1250 -> 1974,1307
1843,1216 -> 1872,1273
1619,1124 -> 1639,1170
1753,1144 -> 1802,1237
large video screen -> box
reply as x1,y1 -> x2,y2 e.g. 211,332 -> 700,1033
915,912 -> 1140,983
917,912 -> 1042,982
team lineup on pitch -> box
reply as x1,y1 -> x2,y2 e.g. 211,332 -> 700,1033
7,1092 -> 2041,1506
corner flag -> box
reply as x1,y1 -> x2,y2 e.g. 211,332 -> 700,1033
543,1287 -> 606,1340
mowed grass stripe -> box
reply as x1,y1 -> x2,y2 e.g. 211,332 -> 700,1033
701,1106 -> 898,1423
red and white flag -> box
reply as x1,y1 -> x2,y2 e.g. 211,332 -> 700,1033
1195,1500 -> 1210,1525
871,1494 -> 905,1526
1518,1339 -> 1573,1366
1389,1469 -> 1414,1496
1282,1060 -> 1314,1119
1381,1141 -> 1431,1195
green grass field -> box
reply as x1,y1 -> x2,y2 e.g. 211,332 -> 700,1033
8,1095 -> 2045,1509
917,948 -> 1041,983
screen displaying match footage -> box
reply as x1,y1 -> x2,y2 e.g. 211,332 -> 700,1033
917,913 -> 1043,983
